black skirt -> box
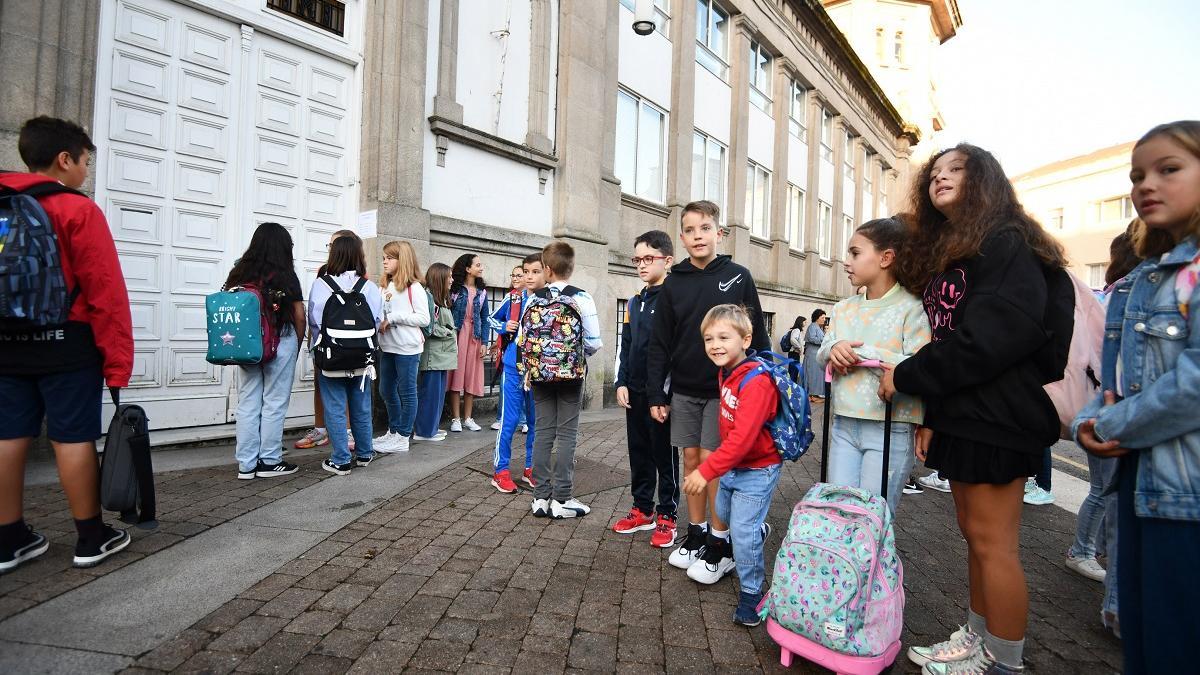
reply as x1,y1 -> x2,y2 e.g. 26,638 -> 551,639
925,433 -> 1042,485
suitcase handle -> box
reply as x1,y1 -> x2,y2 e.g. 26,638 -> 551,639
819,360 -> 893,498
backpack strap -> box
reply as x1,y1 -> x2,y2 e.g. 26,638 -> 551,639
737,364 -> 769,394
351,277 -> 368,295
14,182 -> 86,200
321,274 -> 341,294
560,285 -> 581,297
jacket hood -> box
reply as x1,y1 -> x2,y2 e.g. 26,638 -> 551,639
671,254 -> 732,275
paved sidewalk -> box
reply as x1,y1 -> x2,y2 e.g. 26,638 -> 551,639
2,408 -> 1121,674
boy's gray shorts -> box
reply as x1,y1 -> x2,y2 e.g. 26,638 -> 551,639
669,393 -> 720,450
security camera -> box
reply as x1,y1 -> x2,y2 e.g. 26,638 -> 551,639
633,0 -> 655,36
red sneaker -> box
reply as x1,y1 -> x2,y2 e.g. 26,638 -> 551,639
613,507 -> 656,534
491,470 -> 518,493
650,514 -> 677,548
522,467 -> 537,488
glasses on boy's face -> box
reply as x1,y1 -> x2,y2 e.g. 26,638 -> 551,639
631,256 -> 668,266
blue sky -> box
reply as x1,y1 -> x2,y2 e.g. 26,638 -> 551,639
934,0 -> 1199,175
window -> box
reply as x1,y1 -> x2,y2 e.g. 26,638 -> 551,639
863,154 -> 874,215
1099,196 -> 1134,223
482,286 -> 511,395
786,184 -> 805,250
1088,264 -> 1107,290
745,161 -> 771,239
749,41 -> 772,113
615,88 -> 667,203
877,170 -> 889,215
875,28 -> 885,63
691,130 -> 727,208
788,79 -> 806,138
763,311 -> 776,343
614,298 -> 628,374
894,31 -> 904,64
820,108 -> 834,162
843,130 -> 856,183
696,0 -> 729,79
818,201 -> 833,259
843,214 -> 855,253
1048,207 -> 1064,230
267,0 -> 345,36
620,0 -> 671,35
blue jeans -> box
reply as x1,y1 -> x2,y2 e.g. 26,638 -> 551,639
1069,453 -> 1115,559
414,370 -> 448,437
235,334 -> 299,472
1101,456 -> 1120,620
318,372 -> 374,465
493,365 -> 534,472
716,463 -> 782,595
827,416 -> 915,515
379,352 -> 420,436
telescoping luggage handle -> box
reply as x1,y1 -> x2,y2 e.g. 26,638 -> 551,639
819,360 -> 893,498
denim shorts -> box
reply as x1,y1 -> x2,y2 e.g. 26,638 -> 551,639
0,365 -> 104,442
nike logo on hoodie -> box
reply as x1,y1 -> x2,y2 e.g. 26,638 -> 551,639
718,274 -> 743,292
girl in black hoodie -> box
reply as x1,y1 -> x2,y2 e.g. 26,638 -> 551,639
879,144 -> 1068,674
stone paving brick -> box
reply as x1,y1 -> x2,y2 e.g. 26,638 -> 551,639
295,563 -> 356,591
176,650 -> 244,675
234,631 -> 319,674
341,596 -> 401,632
464,639 -> 522,668
311,583 -> 375,613
567,631 -> 618,671
237,574 -> 302,602
206,615 -> 289,654
133,628 -> 212,671
290,654 -> 352,675
255,587 -> 324,619
313,629 -> 375,660
345,640 -> 418,674
446,589 -> 500,618
284,609 -> 344,636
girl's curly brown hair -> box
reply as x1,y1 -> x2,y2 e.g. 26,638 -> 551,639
899,143 -> 1066,291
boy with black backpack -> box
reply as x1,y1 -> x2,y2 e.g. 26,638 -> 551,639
309,236 -> 383,475
0,116 -> 134,572
520,242 -> 602,519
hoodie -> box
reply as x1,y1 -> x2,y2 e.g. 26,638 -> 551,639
698,358 -> 782,481
645,255 -> 770,405
615,283 -> 662,394
0,173 -> 133,387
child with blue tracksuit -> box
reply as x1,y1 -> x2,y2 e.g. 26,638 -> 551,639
487,253 -> 544,493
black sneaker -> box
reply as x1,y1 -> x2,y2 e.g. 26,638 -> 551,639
903,477 -> 924,495
256,461 -> 298,478
322,459 -> 352,476
73,526 -> 131,568
668,524 -> 707,569
734,590 -> 764,626
355,455 -> 373,468
0,526 -> 49,574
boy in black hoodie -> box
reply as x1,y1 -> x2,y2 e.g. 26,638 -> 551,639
613,230 -> 678,547
646,201 -> 769,583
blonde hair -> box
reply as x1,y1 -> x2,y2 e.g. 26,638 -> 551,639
382,240 -> 422,289
701,304 -> 753,338
1132,121 -> 1200,257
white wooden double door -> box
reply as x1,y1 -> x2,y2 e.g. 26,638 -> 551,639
94,0 -> 358,430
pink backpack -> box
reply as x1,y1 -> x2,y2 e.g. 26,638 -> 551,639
1043,271 -> 1104,439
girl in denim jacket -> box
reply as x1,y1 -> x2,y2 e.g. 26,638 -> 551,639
1074,121 -> 1200,675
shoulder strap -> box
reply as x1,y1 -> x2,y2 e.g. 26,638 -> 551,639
15,182 -> 86,200
321,274 -> 341,294
737,364 -> 769,394
351,277 -> 368,294
560,285 -> 581,297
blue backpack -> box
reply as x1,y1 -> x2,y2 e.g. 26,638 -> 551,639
736,351 -> 815,461
0,181 -> 83,330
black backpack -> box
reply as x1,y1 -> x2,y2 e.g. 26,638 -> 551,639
0,181 -> 83,330
313,275 -> 379,372
100,388 -> 157,528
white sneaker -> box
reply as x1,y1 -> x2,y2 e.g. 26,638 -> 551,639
531,498 -> 550,517
686,538 -> 734,584
1065,553 -> 1106,582
908,625 -> 982,667
450,418 -> 462,432
412,432 -> 445,442
550,498 -> 591,518
918,472 -> 952,493
393,434 -> 410,453
921,646 -> 1020,674
490,420 -> 501,430
463,417 -> 482,432
373,431 -> 401,453
520,424 -> 529,434
1023,485 -> 1055,506
668,524 -> 707,569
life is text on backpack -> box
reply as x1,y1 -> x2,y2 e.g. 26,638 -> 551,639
736,350 -> 816,461
516,285 -> 587,387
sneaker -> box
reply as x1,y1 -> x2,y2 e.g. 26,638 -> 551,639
1065,552 -> 1106,582
687,535 -> 735,584
73,526 -> 130,568
733,590 -> 763,627
1023,485 -> 1055,506
522,467 -> 537,488
551,498 -> 591,519
256,461 -> 298,478
613,507 -> 656,534
531,498 -> 550,517
450,418 -> 463,432
322,459 -> 352,476
904,477 -> 925,494
463,418 -> 482,432
0,526 -> 49,573
491,470 -> 518,493
668,524 -> 707,569
919,472 -> 952,493
650,515 -> 677,548
355,455 -> 374,468
922,647 -> 1022,674
237,466 -> 257,480
520,424 -> 529,434
390,435 -> 410,453
373,431 -> 401,452
413,432 -> 446,442
490,420 -> 502,430
908,625 -> 982,667
294,428 -> 329,449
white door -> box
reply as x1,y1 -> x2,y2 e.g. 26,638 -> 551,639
95,0 -> 357,431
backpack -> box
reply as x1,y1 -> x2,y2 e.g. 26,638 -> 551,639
313,275 -> 379,372
421,287 -> 436,338
759,483 -> 904,658
0,181 -> 83,330
736,351 -> 815,461
100,388 -> 157,527
1042,269 -> 1104,439
517,285 -> 586,385
205,283 -> 280,366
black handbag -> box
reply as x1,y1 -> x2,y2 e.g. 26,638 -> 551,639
99,388 -> 157,528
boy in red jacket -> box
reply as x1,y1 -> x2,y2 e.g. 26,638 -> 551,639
0,117 -> 134,573
682,304 -> 781,627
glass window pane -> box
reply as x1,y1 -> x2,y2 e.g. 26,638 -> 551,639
706,140 -> 724,204
615,91 -> 638,193
759,170 -> 770,237
637,103 -> 665,202
711,4 -> 727,57
692,133 -> 705,200
757,49 -> 770,92
745,164 -> 755,227
695,0 -> 707,44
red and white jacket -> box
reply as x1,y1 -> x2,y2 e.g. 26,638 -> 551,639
0,173 -> 133,387
698,358 -> 781,481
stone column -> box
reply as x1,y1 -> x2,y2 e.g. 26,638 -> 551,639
803,93 -> 823,291
663,0 -> 698,225
431,0 -> 463,122
526,0 -> 553,153
768,57 -> 792,280
724,14 -> 755,263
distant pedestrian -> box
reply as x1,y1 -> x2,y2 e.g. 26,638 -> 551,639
782,316 -> 806,383
447,253 -> 488,433
413,263 -> 457,441
802,309 -> 826,401
1074,121 -> 1200,674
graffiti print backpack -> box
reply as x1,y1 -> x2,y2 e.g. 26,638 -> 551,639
760,483 -> 904,658
736,351 -> 815,461
205,283 -> 280,366
0,181 -> 83,330
517,285 -> 586,385
313,275 -> 379,372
